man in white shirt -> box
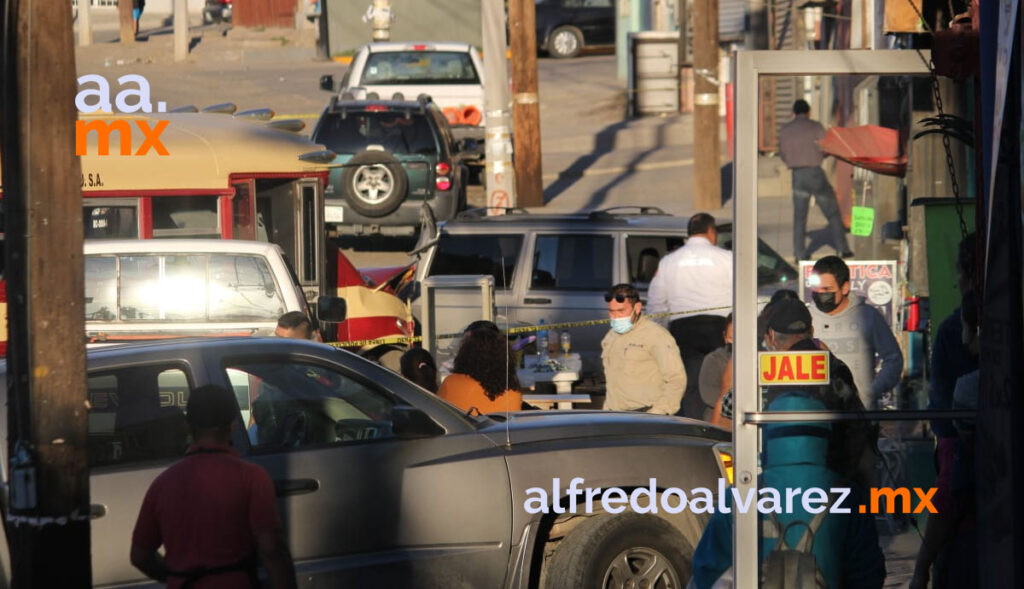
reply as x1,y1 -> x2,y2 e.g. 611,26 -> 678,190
647,213 -> 733,418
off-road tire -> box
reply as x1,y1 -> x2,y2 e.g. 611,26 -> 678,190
543,513 -> 692,589
341,151 -> 409,218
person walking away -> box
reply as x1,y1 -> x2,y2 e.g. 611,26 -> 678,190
401,347 -> 439,393
131,385 -> 297,589
690,393 -> 885,589
777,99 -> 853,261
646,213 -> 732,418
133,0 -> 146,38
807,255 -> 903,410
438,328 -> 523,413
601,284 -> 687,415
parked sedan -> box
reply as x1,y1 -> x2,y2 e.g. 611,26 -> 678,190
536,0 -> 616,58
0,338 -> 728,588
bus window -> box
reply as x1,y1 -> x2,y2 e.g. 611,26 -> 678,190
84,205 -> 139,239
152,197 -> 220,239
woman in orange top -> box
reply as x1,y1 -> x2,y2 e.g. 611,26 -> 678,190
438,328 -> 522,414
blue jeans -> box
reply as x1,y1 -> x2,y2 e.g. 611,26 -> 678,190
792,167 -> 849,259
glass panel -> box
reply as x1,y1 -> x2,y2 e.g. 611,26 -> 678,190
94,254 -> 285,322
118,255 -> 208,321
207,255 -> 287,321
151,196 -> 221,239
300,185 -> 317,283
228,361 -> 397,449
430,234 -> 523,289
232,181 -> 255,240
84,205 -> 139,239
626,235 -> 685,285
84,257 -> 118,321
362,51 -> 480,85
87,366 -> 192,467
530,235 -> 613,290
313,111 -> 437,155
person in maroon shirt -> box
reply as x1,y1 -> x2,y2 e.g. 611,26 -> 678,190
130,384 -> 296,589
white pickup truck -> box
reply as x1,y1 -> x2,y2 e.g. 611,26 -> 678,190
83,239 -> 345,343
322,42 -> 486,166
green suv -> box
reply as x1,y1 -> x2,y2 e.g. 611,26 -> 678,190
312,95 -> 468,236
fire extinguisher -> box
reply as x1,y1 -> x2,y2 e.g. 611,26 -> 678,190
904,296 -> 920,332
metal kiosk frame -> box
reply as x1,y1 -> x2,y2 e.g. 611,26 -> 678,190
732,50 -> 943,587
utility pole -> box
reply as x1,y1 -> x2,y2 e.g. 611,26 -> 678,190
317,0 -> 330,60
0,0 -> 92,586
692,0 -> 721,210
482,0 -> 517,211
508,0 -> 543,207
174,0 -> 188,62
118,0 -> 135,43
78,0 -> 93,47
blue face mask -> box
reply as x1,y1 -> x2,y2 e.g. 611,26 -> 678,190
610,316 -> 636,334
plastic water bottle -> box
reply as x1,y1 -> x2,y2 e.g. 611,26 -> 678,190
559,330 -> 571,356
537,319 -> 549,361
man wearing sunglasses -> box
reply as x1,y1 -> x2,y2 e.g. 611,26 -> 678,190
601,284 -> 687,415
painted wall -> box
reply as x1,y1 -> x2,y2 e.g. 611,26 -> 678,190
326,0 -> 482,55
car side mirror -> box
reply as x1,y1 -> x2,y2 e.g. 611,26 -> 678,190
391,405 -> 445,439
319,74 -> 335,92
316,295 -> 347,322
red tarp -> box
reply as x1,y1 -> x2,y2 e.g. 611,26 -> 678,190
819,125 -> 907,177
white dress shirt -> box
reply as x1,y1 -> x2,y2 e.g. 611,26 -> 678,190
646,235 -> 733,320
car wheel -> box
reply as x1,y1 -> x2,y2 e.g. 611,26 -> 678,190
543,513 -> 692,589
341,151 -> 409,218
549,26 -> 583,59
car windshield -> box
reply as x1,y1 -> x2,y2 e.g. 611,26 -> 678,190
362,51 -> 480,85
314,111 -> 437,156
85,253 -> 286,323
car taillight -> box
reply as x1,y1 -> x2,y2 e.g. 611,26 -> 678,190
435,162 -> 451,176
436,176 -> 452,191
412,44 -> 427,51
365,105 -> 389,112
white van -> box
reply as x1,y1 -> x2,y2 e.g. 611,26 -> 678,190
84,240 -> 317,343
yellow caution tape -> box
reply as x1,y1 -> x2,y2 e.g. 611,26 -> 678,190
327,305 -> 732,349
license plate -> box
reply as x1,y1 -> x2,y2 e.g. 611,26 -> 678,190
326,205 -> 344,223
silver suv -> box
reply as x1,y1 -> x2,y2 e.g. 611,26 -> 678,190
413,207 -> 798,377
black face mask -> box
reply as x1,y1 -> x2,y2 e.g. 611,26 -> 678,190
812,291 -> 840,313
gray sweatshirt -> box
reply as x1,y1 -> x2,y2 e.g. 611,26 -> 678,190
808,295 -> 903,409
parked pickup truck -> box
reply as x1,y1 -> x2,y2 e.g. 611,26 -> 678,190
321,42 -> 486,168
83,239 -> 345,344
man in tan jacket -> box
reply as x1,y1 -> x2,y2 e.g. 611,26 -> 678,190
601,284 -> 687,415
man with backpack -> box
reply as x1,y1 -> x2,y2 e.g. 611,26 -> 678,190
689,393 -> 885,589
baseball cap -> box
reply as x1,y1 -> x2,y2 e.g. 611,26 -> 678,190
766,298 -> 813,334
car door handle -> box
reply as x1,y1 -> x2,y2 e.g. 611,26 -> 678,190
89,504 -> 107,519
524,297 -> 551,304
274,478 -> 320,497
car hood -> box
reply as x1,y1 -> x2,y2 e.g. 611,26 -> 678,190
476,410 -> 728,446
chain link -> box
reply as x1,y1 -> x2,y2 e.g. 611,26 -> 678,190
907,0 -> 970,242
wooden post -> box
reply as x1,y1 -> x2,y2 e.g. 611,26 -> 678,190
508,0 -> 543,207
0,0 -> 92,586
692,0 -> 721,210
118,0 -> 135,43
78,0 -> 93,47
174,0 -> 188,62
